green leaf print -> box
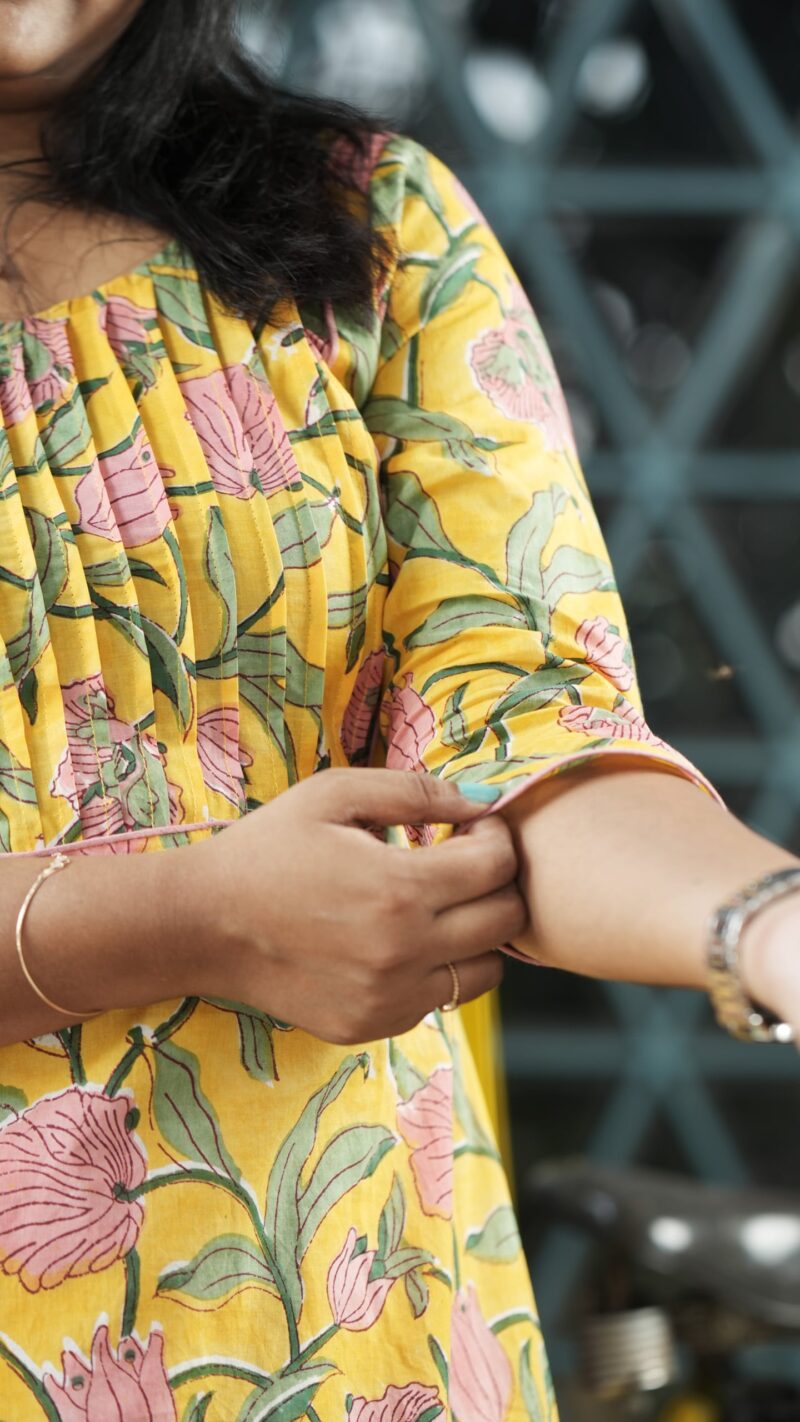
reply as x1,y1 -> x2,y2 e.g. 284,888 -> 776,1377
428,1335 -> 449,1391
273,504 -> 325,570
203,506 -> 237,662
490,664 -> 591,724
157,1233 -> 276,1304
381,1245 -> 434,1279
505,484 -> 614,639
285,638 -> 324,712
405,594 -> 528,649
0,1084 -> 27,1123
235,1362 -> 333,1422
326,584 -> 367,630
377,1174 -> 405,1259
345,620 -> 366,674
442,684 -> 469,750
128,556 -> 169,586
235,1010 -> 279,1084
365,397 -> 501,476
404,1267 -> 430,1319
519,1337 -> 557,1422
296,1124 -> 396,1260
6,599 -> 47,729
152,273 -> 215,349
181,1396 -> 213,1422
85,549 -> 133,587
151,1040 -> 241,1180
448,1033 -> 497,1157
238,629 -> 287,759
396,138 -> 448,226
420,243 -> 482,326
40,387 -> 93,470
0,741 -> 37,803
542,543 -> 615,611
388,1039 -> 426,1100
20,330 -> 53,382
466,1205 -> 521,1263
505,485 -> 571,598
140,614 -> 193,731
264,1053 -> 369,1327
382,471 -> 463,561
0,434 -> 14,493
26,508 -> 69,609
6,592 -> 47,687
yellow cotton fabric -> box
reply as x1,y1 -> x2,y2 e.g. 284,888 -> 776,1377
0,135 -> 716,1421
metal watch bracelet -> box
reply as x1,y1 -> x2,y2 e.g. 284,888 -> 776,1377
707,867 -> 800,1045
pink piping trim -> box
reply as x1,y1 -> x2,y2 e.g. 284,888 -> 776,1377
452,742 -> 724,834
11,817 -> 235,858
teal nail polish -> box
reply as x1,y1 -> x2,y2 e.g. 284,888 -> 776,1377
454,783 -> 500,803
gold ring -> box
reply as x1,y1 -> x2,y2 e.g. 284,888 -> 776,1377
441,961 -> 460,1013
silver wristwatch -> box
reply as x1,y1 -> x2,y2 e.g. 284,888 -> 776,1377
707,867 -> 800,1044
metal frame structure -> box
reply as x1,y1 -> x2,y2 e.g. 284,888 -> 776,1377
274,0 -> 800,1375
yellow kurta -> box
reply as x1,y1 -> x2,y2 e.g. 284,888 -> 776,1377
0,135 -> 714,1421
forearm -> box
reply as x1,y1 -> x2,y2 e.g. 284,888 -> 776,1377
0,846 -> 207,1047
499,763 -> 798,991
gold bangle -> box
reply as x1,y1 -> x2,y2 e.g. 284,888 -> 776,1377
16,852 -> 102,1020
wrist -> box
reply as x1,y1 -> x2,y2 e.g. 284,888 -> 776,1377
738,893 -> 800,1021
170,835 -> 249,1002
26,845 -> 212,1014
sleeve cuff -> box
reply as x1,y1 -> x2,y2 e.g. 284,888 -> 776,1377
446,742 -> 725,963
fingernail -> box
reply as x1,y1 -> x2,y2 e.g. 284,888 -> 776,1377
454,783 -> 501,803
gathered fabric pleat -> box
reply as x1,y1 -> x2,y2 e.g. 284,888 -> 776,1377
0,242 -> 346,852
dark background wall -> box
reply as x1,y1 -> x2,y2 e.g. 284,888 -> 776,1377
242,0 -> 800,1394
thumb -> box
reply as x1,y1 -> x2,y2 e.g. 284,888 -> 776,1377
323,767 -> 485,829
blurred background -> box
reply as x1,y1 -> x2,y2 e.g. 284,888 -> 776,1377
241,1 -> 800,1416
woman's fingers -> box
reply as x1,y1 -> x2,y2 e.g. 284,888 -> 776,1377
425,950 -> 505,1014
407,814 -> 521,913
431,884 -> 529,962
320,767 -> 484,830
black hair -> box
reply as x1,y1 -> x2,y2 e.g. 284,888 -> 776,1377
32,0 -> 390,323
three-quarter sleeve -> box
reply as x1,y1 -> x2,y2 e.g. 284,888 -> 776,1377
360,136 -> 721,842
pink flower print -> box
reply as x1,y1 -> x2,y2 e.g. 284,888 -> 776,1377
396,1066 -> 453,1219
576,615 -> 634,692
100,293 -> 155,352
330,129 -> 391,194
196,705 -> 252,808
385,674 -> 436,774
224,363 -> 298,495
49,672 -> 174,841
23,315 -> 72,409
305,301 -> 341,369
341,649 -> 385,762
75,427 -> 172,547
558,698 -> 667,747
0,1088 -> 146,1291
350,1383 -> 443,1422
44,1324 -> 176,1421
450,1285 -> 513,1422
327,1226 -> 395,1331
181,365 -> 295,500
470,309 -> 575,453
0,340 -> 31,426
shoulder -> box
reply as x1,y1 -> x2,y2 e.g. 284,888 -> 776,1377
365,134 -> 481,243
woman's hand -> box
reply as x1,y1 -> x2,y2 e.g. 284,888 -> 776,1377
189,768 -> 528,1043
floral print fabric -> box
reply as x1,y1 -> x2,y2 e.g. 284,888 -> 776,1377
0,134 -> 716,1419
